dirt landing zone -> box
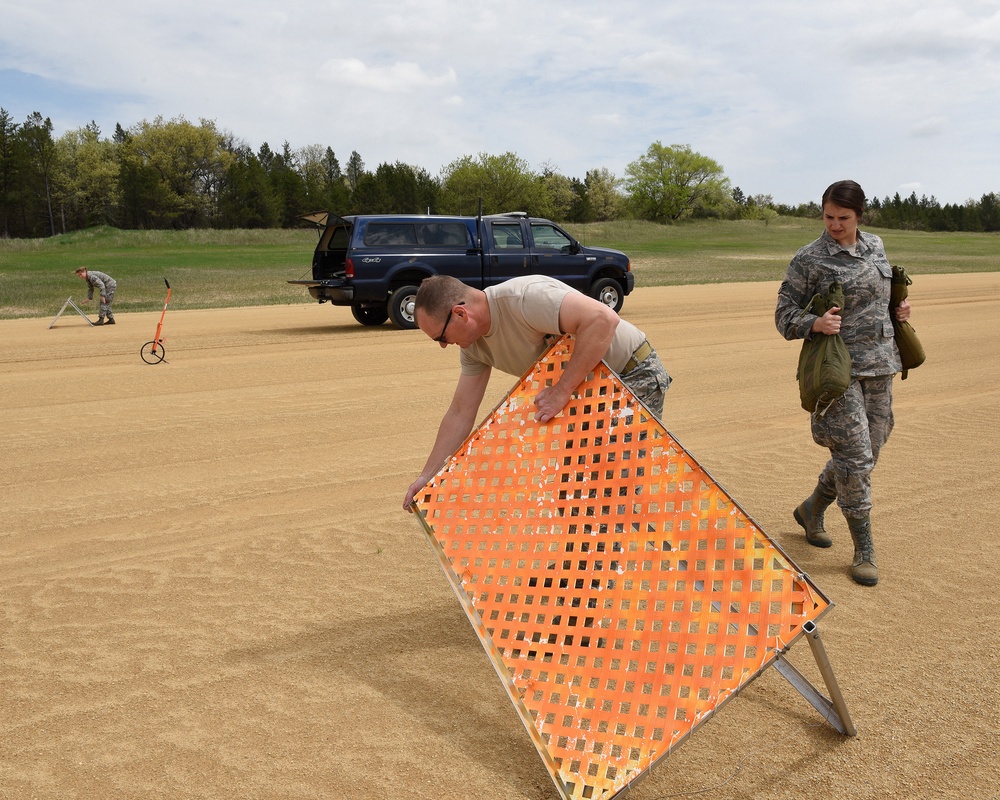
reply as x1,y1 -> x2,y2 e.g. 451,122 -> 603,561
2,274 -> 998,799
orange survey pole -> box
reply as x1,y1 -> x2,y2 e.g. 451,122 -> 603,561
140,279 -> 171,364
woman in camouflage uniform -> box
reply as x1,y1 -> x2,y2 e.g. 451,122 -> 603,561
75,267 -> 117,325
775,180 -> 912,586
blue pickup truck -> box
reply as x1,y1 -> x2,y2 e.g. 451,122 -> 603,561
289,212 -> 635,328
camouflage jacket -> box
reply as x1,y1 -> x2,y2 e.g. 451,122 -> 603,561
775,230 -> 901,376
85,270 -> 116,299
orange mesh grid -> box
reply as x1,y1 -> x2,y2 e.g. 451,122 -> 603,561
413,336 -> 830,800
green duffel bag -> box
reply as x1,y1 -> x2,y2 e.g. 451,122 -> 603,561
890,265 -> 926,380
797,281 -> 852,414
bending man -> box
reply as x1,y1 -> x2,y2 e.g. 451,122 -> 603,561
403,274 -> 670,510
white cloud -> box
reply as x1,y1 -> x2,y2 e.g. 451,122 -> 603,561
320,59 -> 457,92
1,0 -> 997,204
589,113 -> 623,127
910,117 -> 948,138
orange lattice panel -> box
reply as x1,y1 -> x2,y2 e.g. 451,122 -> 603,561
413,336 -> 830,800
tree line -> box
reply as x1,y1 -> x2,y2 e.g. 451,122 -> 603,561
1,109 -> 997,238
768,191 -> 1000,233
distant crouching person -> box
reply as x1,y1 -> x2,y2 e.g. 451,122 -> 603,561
75,267 -> 117,325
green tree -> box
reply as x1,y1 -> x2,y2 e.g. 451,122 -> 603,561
321,147 -> 351,215
584,168 -> 624,222
119,116 -> 233,228
0,108 -> 20,237
345,150 -> 365,194
55,122 -> 121,230
114,122 -> 158,229
268,141 -> 307,226
539,166 -> 577,222
217,144 -> 279,228
734,192 -> 777,224
20,112 -> 60,235
351,161 -> 439,213
979,192 -> 1000,232
292,145 -> 351,216
624,142 -> 732,222
438,151 -> 549,216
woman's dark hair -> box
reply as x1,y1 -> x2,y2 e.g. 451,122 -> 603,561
822,180 -> 866,216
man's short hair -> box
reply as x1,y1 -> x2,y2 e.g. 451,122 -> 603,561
74,267 -> 87,275
415,275 -> 472,322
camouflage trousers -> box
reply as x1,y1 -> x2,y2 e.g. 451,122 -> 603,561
620,350 -> 671,420
99,286 -> 116,320
811,375 -> 895,518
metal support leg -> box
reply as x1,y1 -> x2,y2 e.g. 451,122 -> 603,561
48,297 -> 94,329
774,620 -> 857,736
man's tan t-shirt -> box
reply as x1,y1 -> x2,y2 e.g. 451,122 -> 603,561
459,275 -> 645,378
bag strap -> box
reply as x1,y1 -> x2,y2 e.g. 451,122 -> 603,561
799,293 -> 822,319
799,282 -> 844,319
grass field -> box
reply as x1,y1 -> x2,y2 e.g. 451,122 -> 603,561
1,218 -> 997,319
567,217 -> 1000,286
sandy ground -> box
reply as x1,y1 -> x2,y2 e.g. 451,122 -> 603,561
2,274 -> 998,800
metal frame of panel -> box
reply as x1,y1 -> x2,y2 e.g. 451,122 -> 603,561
413,336 -> 853,799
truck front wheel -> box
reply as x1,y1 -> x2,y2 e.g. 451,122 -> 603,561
387,284 -> 420,329
351,304 -> 389,326
590,278 -> 624,313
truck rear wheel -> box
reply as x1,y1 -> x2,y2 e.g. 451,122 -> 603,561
351,304 -> 389,326
590,278 -> 624,313
387,284 -> 420,329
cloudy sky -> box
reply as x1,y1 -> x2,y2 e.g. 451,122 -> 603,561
2,0 -> 998,206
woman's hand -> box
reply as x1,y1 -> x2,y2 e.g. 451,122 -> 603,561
812,307 -> 842,335
895,299 -> 911,322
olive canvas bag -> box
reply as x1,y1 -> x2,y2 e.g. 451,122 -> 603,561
890,265 -> 926,379
797,281 -> 852,414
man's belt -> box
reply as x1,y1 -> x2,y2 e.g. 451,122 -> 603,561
623,340 -> 653,373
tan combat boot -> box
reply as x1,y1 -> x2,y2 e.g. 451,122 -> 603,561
846,515 -> 878,586
793,484 -> 836,548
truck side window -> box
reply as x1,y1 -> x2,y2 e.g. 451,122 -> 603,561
365,223 -> 418,246
416,223 -> 470,247
492,223 -> 525,249
530,223 -> 572,251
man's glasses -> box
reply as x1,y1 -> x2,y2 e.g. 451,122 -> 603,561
434,302 -> 464,342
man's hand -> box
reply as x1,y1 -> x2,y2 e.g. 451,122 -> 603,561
403,369 -> 492,514
533,383 -> 572,423
532,291 -> 618,422
403,476 -> 429,512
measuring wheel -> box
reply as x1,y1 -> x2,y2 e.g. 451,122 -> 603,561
140,340 -> 167,364
140,278 -> 172,364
